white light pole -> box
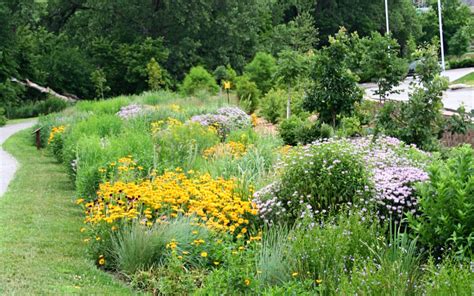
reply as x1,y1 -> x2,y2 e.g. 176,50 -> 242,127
437,0 -> 446,71
385,0 -> 390,34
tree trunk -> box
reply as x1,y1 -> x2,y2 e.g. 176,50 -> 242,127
286,85 -> 291,119
11,78 -> 77,102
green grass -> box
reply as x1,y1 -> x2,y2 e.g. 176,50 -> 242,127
0,130 -> 135,295
452,72 -> 474,86
6,117 -> 38,125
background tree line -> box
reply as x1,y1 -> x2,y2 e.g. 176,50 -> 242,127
0,0 -> 472,110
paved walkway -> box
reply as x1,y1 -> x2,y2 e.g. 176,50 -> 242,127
0,120 -> 37,197
362,68 -> 474,111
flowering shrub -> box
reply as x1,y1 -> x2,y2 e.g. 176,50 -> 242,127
215,107 -> 251,130
48,125 -> 66,144
48,125 -> 66,161
81,167 -> 257,235
190,114 -> 230,138
254,139 -> 371,224
116,104 -> 144,119
191,107 -> 251,138
254,136 -> 431,224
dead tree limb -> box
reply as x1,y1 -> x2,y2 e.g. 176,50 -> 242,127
11,78 -> 77,102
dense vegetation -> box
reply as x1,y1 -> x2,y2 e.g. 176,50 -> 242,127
1,0 -> 473,114
36,87 -> 473,294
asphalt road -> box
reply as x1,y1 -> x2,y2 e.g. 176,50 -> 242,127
0,120 -> 37,197
362,68 -> 474,111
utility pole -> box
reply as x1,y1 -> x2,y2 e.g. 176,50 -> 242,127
385,0 -> 390,34
437,0 -> 446,71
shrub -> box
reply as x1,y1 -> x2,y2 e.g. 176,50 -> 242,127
190,107 -> 251,139
448,57 -> 474,69
181,66 -> 219,96
244,52 -> 277,94
408,145 -> 474,259
254,139 -> 371,224
278,115 -> 303,146
0,107 -> 6,126
235,75 -> 260,113
5,97 -> 68,119
116,104 -> 144,119
336,116 -> 362,137
254,136 -> 431,225
259,88 -> 286,124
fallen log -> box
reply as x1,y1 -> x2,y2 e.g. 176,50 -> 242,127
11,78 -> 77,102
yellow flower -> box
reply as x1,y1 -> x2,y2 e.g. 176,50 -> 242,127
292,272 -> 298,277
76,198 -> 85,205
244,279 -> 250,286
95,236 -> 101,241
213,261 -> 220,266
98,255 -> 105,266
80,227 -> 86,233
316,279 -> 322,284
200,252 -> 208,258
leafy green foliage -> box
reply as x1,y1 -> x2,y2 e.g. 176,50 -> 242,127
408,145 -> 474,259
180,66 -> 219,96
244,52 -> 277,95
278,140 -> 371,221
235,75 -> 260,113
278,115 -> 303,146
275,50 -> 309,118
304,29 -> 363,126
376,43 -> 448,150
259,88 -> 286,124
366,32 -> 407,101
146,58 -> 166,91
0,107 -> 6,126
337,116 -> 362,137
5,97 -> 68,119
419,0 -> 472,56
91,69 -> 111,99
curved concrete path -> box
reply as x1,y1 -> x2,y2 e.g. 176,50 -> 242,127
0,120 -> 37,197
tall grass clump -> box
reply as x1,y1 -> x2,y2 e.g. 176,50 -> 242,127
256,225 -> 295,287
75,96 -> 131,114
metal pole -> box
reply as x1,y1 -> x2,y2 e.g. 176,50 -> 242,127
437,0 -> 446,71
385,0 -> 390,34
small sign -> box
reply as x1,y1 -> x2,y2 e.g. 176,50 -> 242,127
223,81 -> 231,90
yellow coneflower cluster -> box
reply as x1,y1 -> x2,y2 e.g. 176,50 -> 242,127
81,168 -> 257,235
48,125 -> 66,144
203,141 -> 248,159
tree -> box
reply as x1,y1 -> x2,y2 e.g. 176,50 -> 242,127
235,75 -> 260,113
91,68 -> 110,99
275,50 -> 309,118
180,66 -> 219,96
147,58 -> 165,91
367,32 -> 407,102
419,0 -> 471,56
377,43 -> 448,150
264,11 -> 319,55
304,29 -> 363,127
244,52 -> 277,95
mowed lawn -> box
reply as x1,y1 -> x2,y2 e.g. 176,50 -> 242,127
0,130 -> 135,295
452,71 -> 474,86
